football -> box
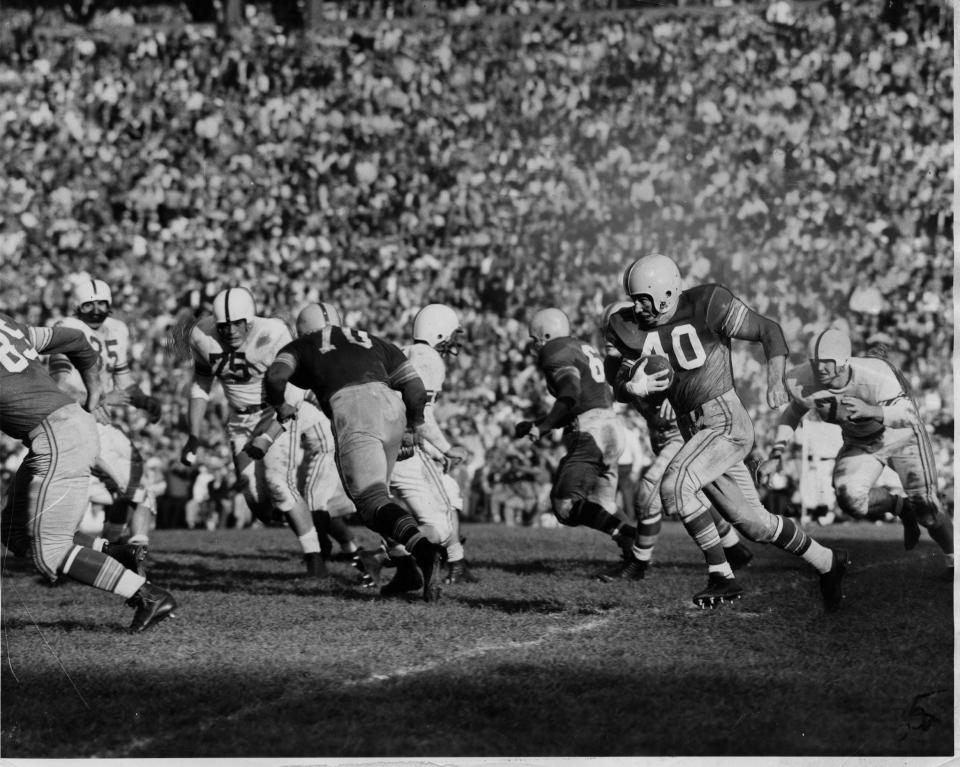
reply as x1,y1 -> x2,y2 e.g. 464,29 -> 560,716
618,354 -> 675,395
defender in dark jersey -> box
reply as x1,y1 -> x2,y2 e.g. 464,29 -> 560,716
606,255 -> 847,610
0,313 -> 176,633
513,308 -> 638,571
263,308 -> 446,602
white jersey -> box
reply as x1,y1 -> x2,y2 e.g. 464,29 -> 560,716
49,315 -> 131,400
189,315 -> 305,411
402,342 -> 450,456
783,356 -> 920,443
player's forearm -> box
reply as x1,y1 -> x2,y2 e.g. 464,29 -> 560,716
187,396 -> 208,438
879,397 -> 918,428
79,366 -> 102,412
420,408 -> 452,453
264,362 -> 293,408
539,396 -> 575,431
396,376 -> 428,428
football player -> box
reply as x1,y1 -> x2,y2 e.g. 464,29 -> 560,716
182,287 -> 326,577
0,313 -> 176,633
263,303 -> 447,602
50,278 -> 162,557
381,303 -> 476,594
514,307 -> 638,569
597,302 -> 754,582
757,327 -> 953,576
605,254 -> 847,609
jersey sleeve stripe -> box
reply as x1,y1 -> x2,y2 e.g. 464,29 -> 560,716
720,300 -> 748,337
26,326 -> 53,352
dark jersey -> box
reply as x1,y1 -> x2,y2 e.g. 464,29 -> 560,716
604,284 -> 788,414
537,336 -> 612,428
0,314 -> 100,440
271,325 -> 420,419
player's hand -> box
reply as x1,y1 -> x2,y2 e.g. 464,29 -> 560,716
755,456 -> 782,487
766,379 -> 789,409
181,435 -> 200,466
398,430 -> 416,460
93,405 -> 113,425
841,396 -> 882,421
657,398 -> 675,421
143,395 -> 163,424
625,359 -> 671,398
275,403 -> 298,423
443,444 -> 470,472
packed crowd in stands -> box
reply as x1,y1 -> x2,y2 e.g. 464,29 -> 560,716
0,0 -> 952,524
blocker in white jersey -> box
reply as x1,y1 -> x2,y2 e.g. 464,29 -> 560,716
50,277 -> 163,547
183,287 -> 326,577
758,328 -> 953,574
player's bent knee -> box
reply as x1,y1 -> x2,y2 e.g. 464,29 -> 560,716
551,497 -> 576,525
835,484 -> 868,518
353,483 -> 393,520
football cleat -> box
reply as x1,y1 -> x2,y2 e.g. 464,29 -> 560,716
104,542 -> 148,578
597,555 -> 648,583
303,552 -> 328,578
412,539 -> 444,603
692,573 -> 744,608
127,582 -> 177,633
900,506 -> 921,551
723,542 -> 753,571
353,548 -> 389,588
379,556 -> 424,597
819,549 -> 848,611
444,559 -> 479,585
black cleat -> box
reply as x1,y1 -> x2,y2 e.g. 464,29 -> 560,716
412,539 -> 444,603
444,559 -> 479,585
304,552 -> 328,578
819,549 -> 848,611
692,573 -> 743,608
104,542 -> 148,577
724,542 -> 753,571
597,555 -> 648,583
127,582 -> 177,633
900,507 -> 921,551
380,556 -> 424,597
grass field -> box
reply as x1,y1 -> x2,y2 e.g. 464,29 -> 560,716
0,518 -> 954,759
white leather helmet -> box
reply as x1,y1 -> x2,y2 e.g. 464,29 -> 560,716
296,302 -> 342,337
622,254 -> 682,323
413,304 -> 463,355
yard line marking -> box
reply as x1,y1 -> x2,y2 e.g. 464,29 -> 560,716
92,611 -> 616,758
346,612 -> 616,687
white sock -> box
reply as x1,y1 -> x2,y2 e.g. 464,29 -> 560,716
800,540 -> 834,574
719,528 -> 740,548
298,529 -> 321,554
708,562 -> 734,578
114,571 -> 147,599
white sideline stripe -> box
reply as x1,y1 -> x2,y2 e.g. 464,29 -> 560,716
93,612 -> 615,758
346,613 -> 616,688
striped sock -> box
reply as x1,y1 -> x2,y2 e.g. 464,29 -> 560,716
61,545 -> 146,598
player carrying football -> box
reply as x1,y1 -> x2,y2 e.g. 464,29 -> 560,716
605,254 -> 847,609
757,327 -> 953,577
597,302 -> 754,582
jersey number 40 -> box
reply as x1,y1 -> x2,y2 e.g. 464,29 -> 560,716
641,324 -> 707,371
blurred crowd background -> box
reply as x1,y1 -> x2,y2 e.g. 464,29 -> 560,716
0,0 -> 952,528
